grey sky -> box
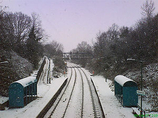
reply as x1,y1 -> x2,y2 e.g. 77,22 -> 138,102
1,0 -> 158,52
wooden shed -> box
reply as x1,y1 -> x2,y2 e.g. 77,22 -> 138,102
9,76 -> 37,108
114,75 -> 138,107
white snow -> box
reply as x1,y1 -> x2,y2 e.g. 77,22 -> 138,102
49,59 -> 54,80
0,62 -> 157,118
50,68 -> 76,118
0,76 -> 67,118
64,68 -> 83,118
0,96 -> 8,104
13,76 -> 36,87
91,75 -> 135,118
0,58 -> 67,118
81,69 -> 94,118
114,75 -> 136,86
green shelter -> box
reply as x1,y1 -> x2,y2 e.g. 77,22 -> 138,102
9,76 -> 37,108
114,75 -> 138,107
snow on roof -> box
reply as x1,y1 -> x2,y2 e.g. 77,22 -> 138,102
114,75 -> 135,86
14,76 -> 37,87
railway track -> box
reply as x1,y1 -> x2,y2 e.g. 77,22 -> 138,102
43,67 -> 74,118
80,68 -> 105,118
38,66 -> 105,118
76,67 -> 94,118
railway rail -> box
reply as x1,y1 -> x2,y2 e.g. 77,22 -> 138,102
43,67 -> 74,118
37,66 -> 105,118
79,67 -> 105,118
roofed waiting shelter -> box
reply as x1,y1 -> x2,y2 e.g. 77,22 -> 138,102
9,76 -> 37,108
114,75 -> 138,107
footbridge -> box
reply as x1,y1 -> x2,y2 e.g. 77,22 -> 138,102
63,52 -> 93,60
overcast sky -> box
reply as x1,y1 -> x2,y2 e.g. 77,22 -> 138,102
1,0 -> 158,52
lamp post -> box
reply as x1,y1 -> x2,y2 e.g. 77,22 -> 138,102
127,58 -> 143,118
140,61 -> 143,118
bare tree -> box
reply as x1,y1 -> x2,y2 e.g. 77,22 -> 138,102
31,13 -> 44,42
10,12 -> 32,44
107,23 -> 120,41
77,41 -> 92,53
0,12 -> 15,49
51,40 -> 64,52
0,4 -> 8,15
141,0 -> 155,19
44,40 -> 63,58
71,41 -> 93,67
0,12 -> 32,50
94,32 -> 110,58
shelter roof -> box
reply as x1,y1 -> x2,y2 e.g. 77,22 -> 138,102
114,75 -> 137,87
13,76 -> 37,87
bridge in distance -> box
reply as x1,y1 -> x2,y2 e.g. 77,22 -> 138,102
63,52 -> 93,60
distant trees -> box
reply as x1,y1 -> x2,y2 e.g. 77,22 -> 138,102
70,0 -> 158,78
75,41 -> 92,54
25,13 -> 44,68
44,40 -> 63,58
0,10 -> 45,68
132,0 -> 157,60
0,6 -> 65,69
107,23 -> 120,41
90,0 -> 158,78
71,41 -> 93,67
43,41 -> 64,74
26,25 -> 43,68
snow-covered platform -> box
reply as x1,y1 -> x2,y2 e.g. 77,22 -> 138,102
91,75 -> 136,118
0,76 -> 67,118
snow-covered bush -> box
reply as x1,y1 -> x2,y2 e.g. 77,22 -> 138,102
125,63 -> 158,112
0,50 -> 33,96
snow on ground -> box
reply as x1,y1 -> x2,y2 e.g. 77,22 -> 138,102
81,67 -> 135,118
1,62 -> 155,118
0,96 -> 8,104
0,75 -> 68,118
91,75 -> 135,118
0,59 -> 67,118
64,68 -> 83,118
66,65 -> 137,118
50,68 -> 76,118
81,69 -> 94,118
